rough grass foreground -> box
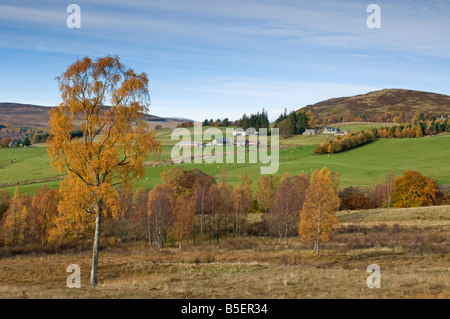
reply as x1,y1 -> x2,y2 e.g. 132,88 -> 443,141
0,223 -> 448,299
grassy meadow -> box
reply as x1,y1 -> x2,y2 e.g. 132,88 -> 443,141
0,205 -> 448,299
0,126 -> 449,299
1,128 -> 450,195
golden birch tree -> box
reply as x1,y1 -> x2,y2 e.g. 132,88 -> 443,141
29,185 -> 58,247
47,56 -> 160,286
174,193 -> 194,248
299,167 -> 340,254
1,187 -> 31,246
256,175 -> 279,214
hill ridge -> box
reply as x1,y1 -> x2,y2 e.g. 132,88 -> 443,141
299,88 -> 450,123
0,102 -> 191,129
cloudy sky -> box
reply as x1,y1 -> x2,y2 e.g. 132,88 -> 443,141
1,0 -> 450,121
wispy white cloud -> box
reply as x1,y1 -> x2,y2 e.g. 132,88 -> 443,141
2,1 -> 450,57
0,4 -> 66,27
1,0 -> 450,121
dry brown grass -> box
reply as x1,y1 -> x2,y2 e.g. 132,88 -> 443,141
0,235 -> 448,299
0,206 -> 449,299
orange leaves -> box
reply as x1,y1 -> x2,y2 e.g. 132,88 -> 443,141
48,54 -> 160,209
256,175 -> 279,213
29,185 -> 58,246
148,184 -> 176,249
270,174 -> 309,244
299,167 -> 340,254
306,110 -> 318,129
392,171 -> 437,208
47,56 -> 160,257
174,193 -> 195,247
314,131 -> 372,154
413,124 -> 423,137
1,187 -> 31,246
231,178 -> 253,238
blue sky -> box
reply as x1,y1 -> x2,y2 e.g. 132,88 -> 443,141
1,0 -> 450,121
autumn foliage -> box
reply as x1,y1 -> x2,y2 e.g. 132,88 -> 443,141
1,166 -> 447,256
314,116 -> 449,155
231,175 -> 253,238
174,193 -> 195,248
1,188 -> 31,246
299,167 -> 340,254
47,55 -> 160,286
29,185 -> 58,247
392,171 -> 437,208
270,173 -> 309,244
314,131 -> 373,154
148,184 -> 176,249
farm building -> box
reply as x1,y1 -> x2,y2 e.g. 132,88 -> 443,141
303,129 -> 318,135
178,141 -> 203,148
232,128 -> 259,137
322,127 -> 350,136
322,127 -> 340,134
209,138 -> 232,146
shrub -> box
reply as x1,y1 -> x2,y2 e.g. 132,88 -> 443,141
392,171 -> 437,208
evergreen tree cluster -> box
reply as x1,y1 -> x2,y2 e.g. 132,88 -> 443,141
273,108 -> 308,137
234,108 -> 270,130
202,118 -> 231,127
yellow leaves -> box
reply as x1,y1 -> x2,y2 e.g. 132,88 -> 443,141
306,110 -> 318,129
148,184 -> 176,218
48,56 -> 161,237
256,175 -> 279,213
174,193 -> 194,244
47,106 -> 75,174
393,171 -> 437,208
93,56 -> 118,78
1,187 -> 31,246
299,167 -> 341,252
29,185 -> 58,245
48,180 -> 121,243
240,173 -> 252,191
232,184 -> 252,215
281,172 -> 291,183
413,124 -> 423,137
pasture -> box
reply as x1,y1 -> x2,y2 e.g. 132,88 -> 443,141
1,130 -> 449,195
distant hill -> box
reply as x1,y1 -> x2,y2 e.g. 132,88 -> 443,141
0,103 -> 190,130
299,89 -> 450,123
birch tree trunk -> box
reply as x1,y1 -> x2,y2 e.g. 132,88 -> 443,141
90,201 -> 102,287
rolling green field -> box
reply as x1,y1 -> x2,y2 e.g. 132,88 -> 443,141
1,131 -> 449,195
328,122 -> 395,132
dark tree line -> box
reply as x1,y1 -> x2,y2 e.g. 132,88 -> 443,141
202,118 -> 231,127
273,108 -> 309,137
234,108 -> 270,130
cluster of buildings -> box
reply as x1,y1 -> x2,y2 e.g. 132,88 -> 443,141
303,127 -> 351,136
177,125 -> 351,149
178,130 -> 259,148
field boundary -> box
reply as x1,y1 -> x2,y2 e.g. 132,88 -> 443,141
0,175 -> 64,188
